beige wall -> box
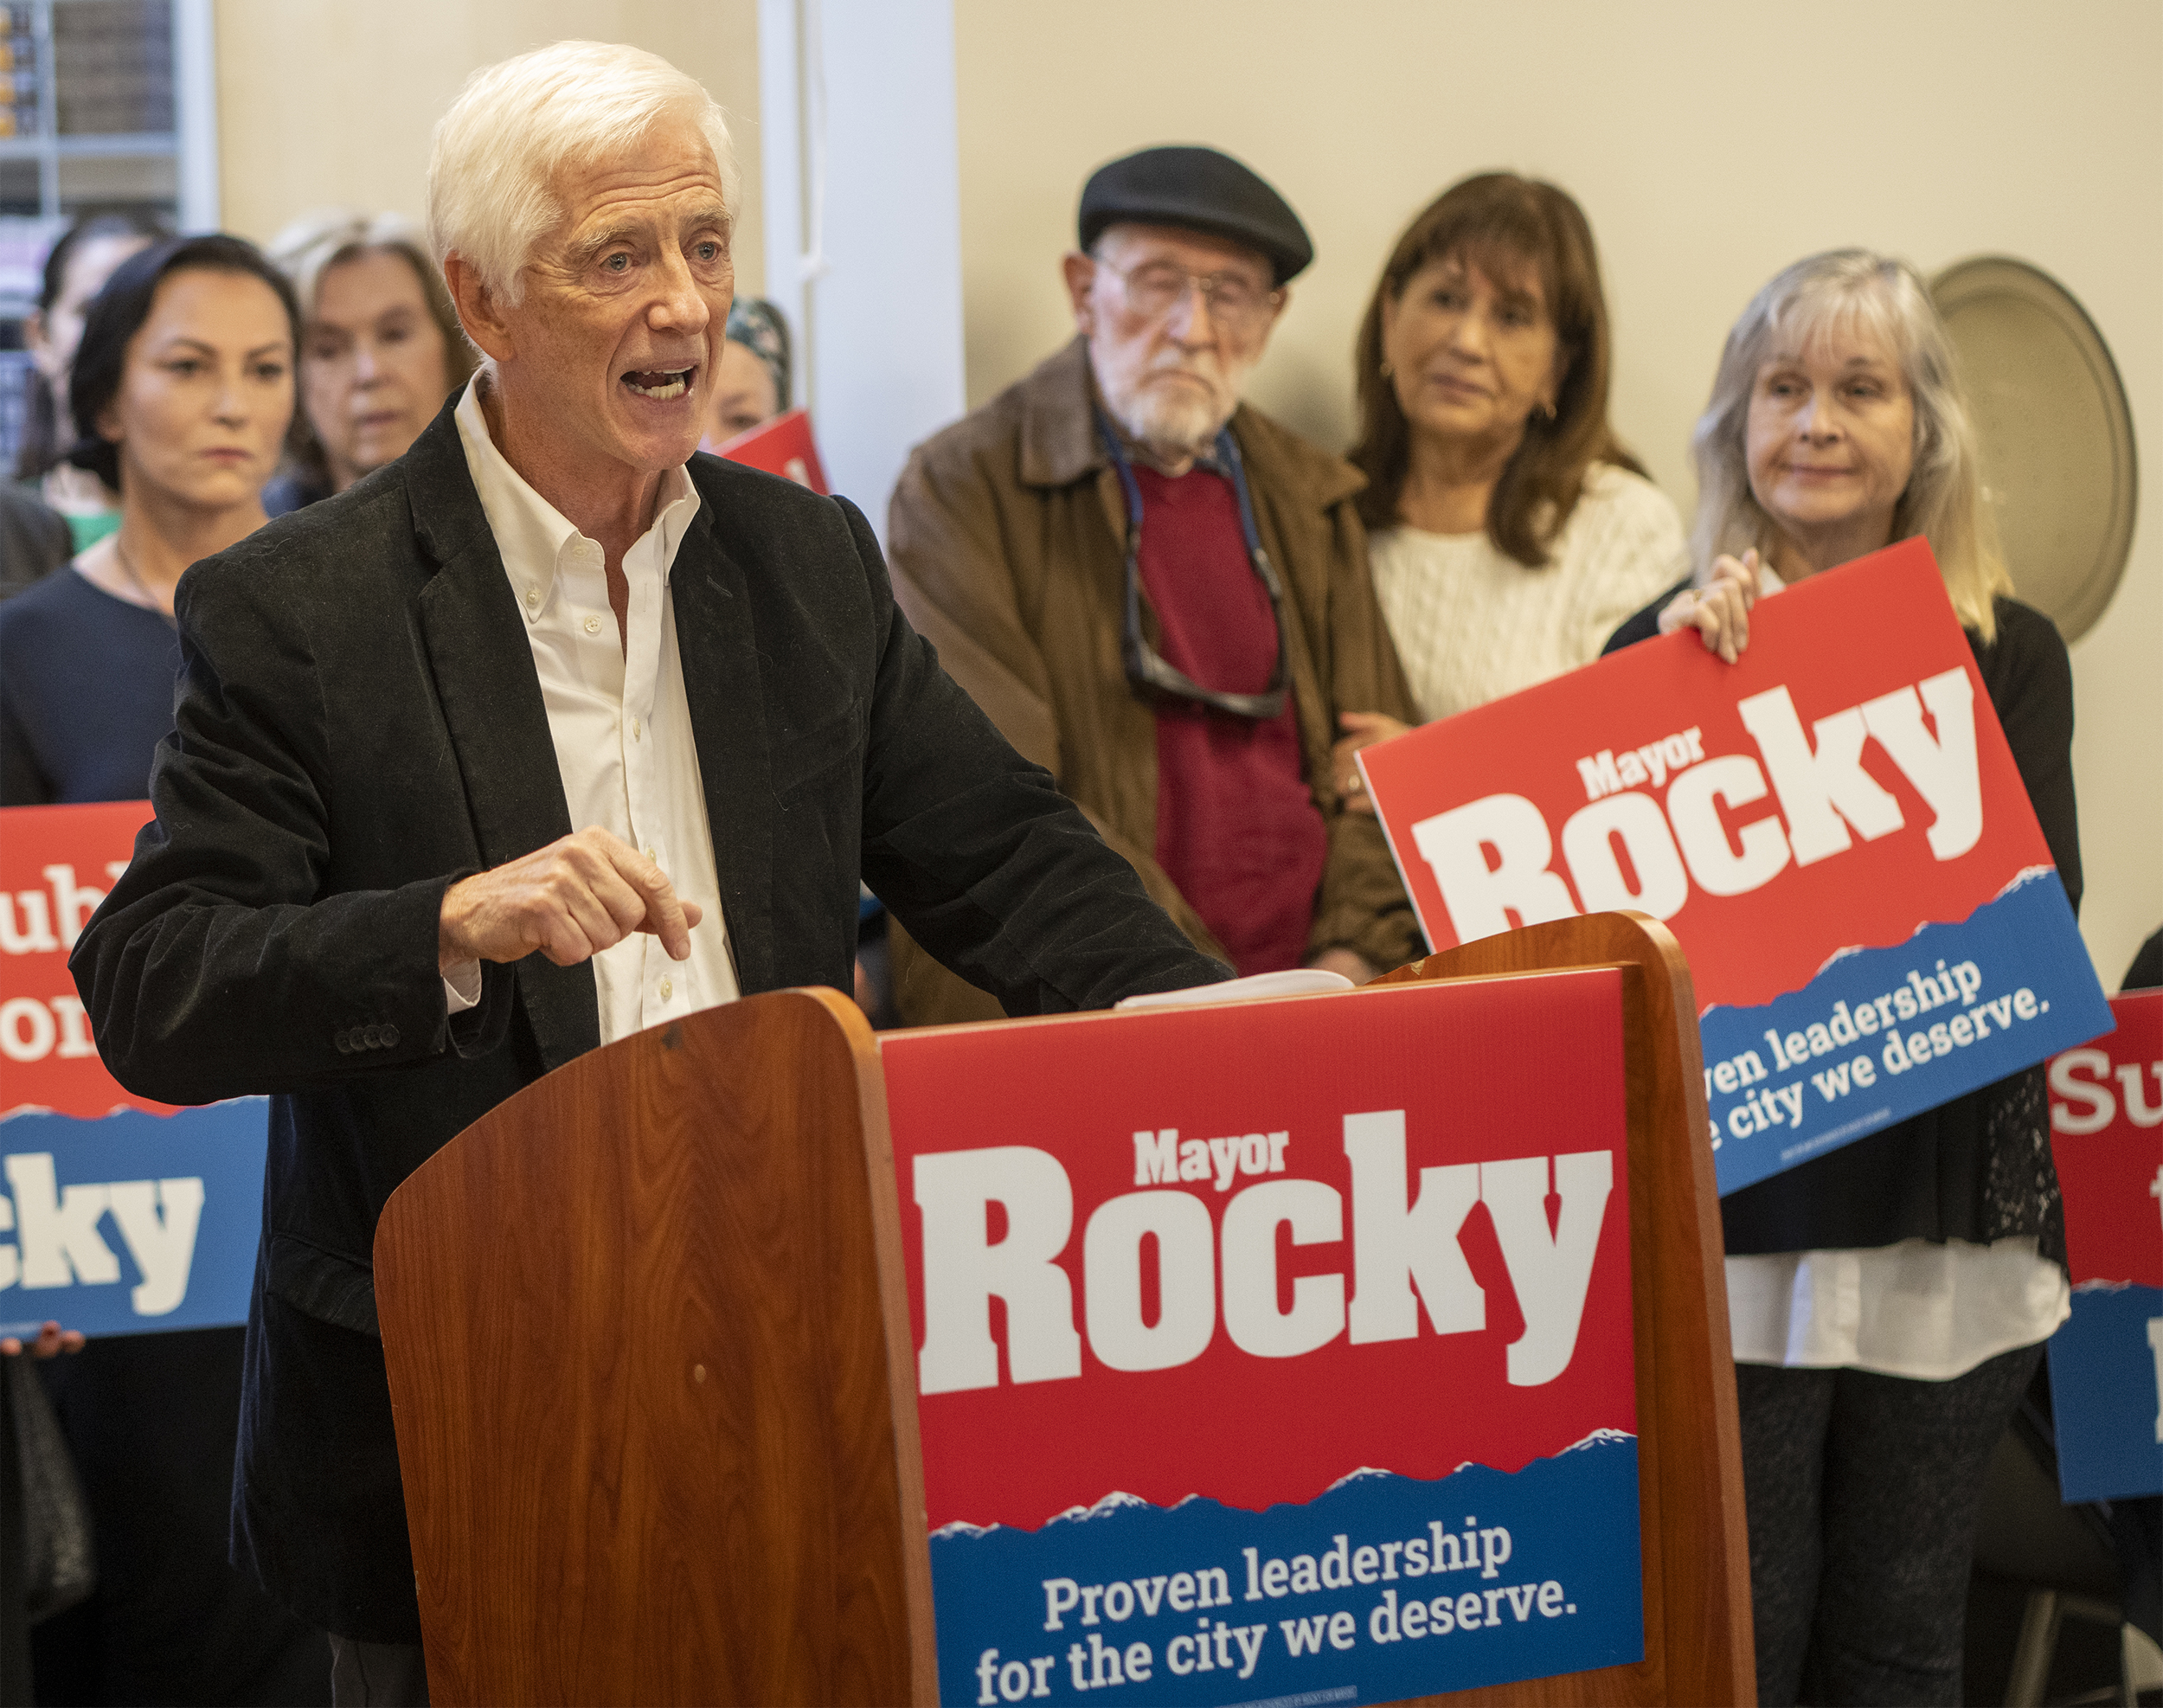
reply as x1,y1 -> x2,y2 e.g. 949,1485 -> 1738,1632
210,0 -> 763,294
954,0 -> 2163,986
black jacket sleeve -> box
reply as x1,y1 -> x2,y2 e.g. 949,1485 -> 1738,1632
68,555 -> 491,1106
1601,575 -> 1690,656
1974,598 -> 2080,915
838,496 -> 1229,1013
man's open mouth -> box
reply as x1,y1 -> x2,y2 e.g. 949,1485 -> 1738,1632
623,367 -> 695,400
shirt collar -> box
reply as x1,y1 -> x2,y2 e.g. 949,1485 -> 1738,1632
453,373 -> 702,618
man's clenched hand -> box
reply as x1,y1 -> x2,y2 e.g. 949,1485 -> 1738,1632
439,827 -> 702,971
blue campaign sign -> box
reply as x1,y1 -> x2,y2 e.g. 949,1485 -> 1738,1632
1702,869 -> 2114,1196
930,1437 -> 1643,1706
2048,1284 -> 2163,1503
0,1101 -> 266,1339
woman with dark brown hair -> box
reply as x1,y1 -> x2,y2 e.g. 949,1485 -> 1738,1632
1332,173 -> 1685,797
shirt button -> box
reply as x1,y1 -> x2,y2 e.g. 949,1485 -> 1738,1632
524,587 -> 540,607
583,615 -> 600,635
630,717 -> 642,741
660,978 -> 674,1000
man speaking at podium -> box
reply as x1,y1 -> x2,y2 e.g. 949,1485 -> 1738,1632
71,42 -> 1224,1699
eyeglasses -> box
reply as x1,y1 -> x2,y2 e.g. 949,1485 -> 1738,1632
1097,413 -> 1290,722
1094,257 -> 1284,332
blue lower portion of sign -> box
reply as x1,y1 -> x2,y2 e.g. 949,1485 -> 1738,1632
0,1101 -> 266,1339
2048,1283 -> 2163,1503
1703,871 -> 2114,1197
927,1434 -> 1642,1706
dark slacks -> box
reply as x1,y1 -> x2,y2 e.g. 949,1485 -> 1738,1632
1737,1343 -> 2041,1706
327,1634 -> 428,1706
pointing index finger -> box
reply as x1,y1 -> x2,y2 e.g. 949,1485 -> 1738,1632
610,840 -> 696,961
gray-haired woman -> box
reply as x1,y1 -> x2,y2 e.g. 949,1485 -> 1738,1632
264,209 -> 476,514
1609,249 -> 2077,1706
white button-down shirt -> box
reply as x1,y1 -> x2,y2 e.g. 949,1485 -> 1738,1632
446,374 -> 739,1043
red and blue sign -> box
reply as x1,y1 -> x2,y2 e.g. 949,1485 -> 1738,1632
1357,541 -> 2113,1197
2046,991 -> 2163,1503
0,801 -> 266,1340
881,970 -> 1643,1705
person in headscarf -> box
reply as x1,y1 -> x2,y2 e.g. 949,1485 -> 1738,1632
699,297 -> 793,448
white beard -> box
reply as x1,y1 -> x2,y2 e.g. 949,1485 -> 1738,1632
1098,348 -> 1253,465
1114,386 -> 1227,461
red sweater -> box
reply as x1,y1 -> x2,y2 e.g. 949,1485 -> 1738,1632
1133,463 -> 1326,974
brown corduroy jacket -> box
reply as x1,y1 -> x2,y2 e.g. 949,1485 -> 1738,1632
885,337 -> 1420,1024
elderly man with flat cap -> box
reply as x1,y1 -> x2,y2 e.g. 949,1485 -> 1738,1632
888,146 -> 1418,1024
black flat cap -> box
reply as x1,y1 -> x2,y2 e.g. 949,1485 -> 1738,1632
1078,144 -> 1313,285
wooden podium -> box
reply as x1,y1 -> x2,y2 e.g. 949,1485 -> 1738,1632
374,913 -> 1753,1705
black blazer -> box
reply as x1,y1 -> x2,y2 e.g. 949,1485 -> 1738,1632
72,403 -> 1223,1640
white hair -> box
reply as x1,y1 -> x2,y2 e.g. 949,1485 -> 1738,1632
426,41 -> 738,307
1689,248 -> 2012,642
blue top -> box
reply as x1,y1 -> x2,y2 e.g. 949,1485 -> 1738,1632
0,565 -> 180,805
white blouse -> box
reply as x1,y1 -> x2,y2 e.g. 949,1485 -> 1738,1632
1369,463 -> 1687,722
1725,1239 -> 2070,1380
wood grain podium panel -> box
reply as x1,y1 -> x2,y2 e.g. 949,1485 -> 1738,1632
1374,912 -> 1755,1706
375,987 -> 935,1706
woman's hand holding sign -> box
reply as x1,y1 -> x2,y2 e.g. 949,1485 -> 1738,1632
1659,549 -> 1762,665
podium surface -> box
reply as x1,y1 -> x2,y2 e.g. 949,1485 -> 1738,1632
375,914 -> 1750,1705
375,987 -> 934,1705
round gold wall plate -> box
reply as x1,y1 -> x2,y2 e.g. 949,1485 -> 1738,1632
1931,255 -> 2137,644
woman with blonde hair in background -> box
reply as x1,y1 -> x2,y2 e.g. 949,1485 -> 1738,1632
1331,172 -> 1686,799
1611,248 -> 2075,1708
264,209 -> 474,514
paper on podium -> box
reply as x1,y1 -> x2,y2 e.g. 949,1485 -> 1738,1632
1114,966 -> 1355,1009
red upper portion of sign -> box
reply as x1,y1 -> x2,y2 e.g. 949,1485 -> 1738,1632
0,800 -> 174,1119
1358,541 -> 2052,1013
2051,992 -> 2163,1288
711,408 -> 829,494
882,971 -> 1635,1532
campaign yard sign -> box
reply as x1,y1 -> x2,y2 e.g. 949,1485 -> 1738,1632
881,971 -> 1643,1706
1357,540 -> 2112,1198
1,801 -> 266,1340
2046,992 -> 2163,1502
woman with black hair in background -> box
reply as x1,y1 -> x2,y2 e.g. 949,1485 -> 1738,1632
14,209 -> 166,556
0,235 -> 329,1704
